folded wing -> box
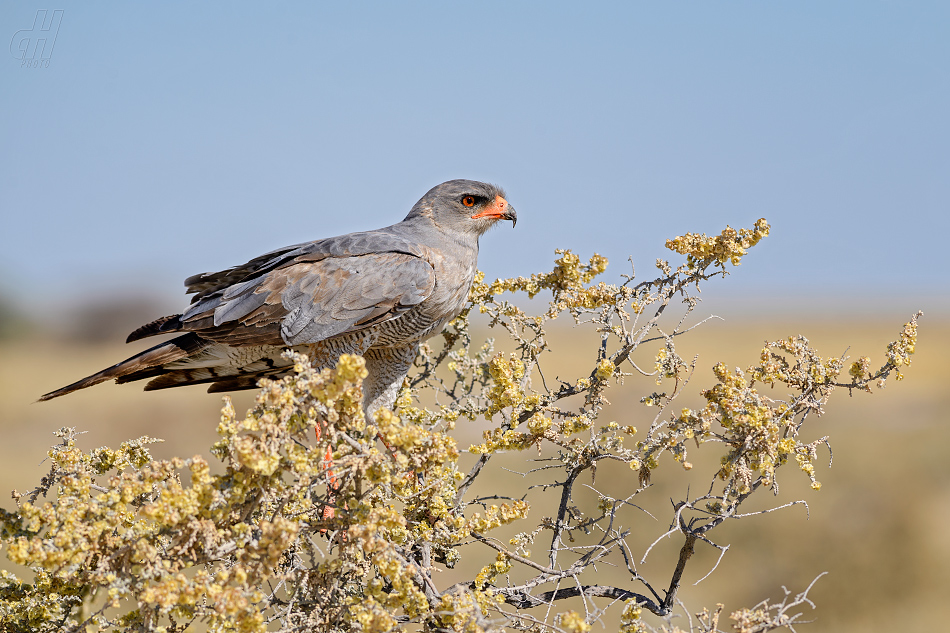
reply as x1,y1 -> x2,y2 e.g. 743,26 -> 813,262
181,251 -> 436,347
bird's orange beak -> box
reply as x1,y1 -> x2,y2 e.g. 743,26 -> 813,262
471,195 -> 517,227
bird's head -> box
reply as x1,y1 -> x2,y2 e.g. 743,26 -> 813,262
405,179 -> 517,237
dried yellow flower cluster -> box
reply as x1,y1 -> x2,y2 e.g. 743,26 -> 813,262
2,426 -> 275,632
469,249 -> 620,322
665,218 -> 770,267
664,314 -> 922,498
619,600 -> 647,633
557,609 -> 592,633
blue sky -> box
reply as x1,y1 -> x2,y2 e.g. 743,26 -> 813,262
2,2 -> 947,318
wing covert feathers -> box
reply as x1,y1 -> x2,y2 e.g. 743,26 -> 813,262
180,253 -> 435,347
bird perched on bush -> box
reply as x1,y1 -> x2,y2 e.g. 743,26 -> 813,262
40,179 -> 516,415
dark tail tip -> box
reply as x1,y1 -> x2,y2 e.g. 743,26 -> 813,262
39,333 -> 206,402
38,376 -> 106,402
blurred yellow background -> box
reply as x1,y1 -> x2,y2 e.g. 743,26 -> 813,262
1,311 -> 946,633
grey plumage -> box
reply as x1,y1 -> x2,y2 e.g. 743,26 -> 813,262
39,179 -> 516,414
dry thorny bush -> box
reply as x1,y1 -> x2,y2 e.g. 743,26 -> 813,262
0,219 -> 922,633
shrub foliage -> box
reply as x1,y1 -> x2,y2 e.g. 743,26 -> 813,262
0,219 -> 921,632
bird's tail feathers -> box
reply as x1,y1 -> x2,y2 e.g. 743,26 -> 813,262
142,367 -> 286,393
38,334 -> 208,402
142,351 -> 293,392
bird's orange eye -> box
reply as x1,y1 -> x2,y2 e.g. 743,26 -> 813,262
462,196 -> 476,207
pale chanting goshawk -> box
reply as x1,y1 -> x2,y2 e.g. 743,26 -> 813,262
40,180 -> 517,414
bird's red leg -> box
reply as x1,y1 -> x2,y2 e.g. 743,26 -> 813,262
315,424 -> 339,522
378,434 -> 398,461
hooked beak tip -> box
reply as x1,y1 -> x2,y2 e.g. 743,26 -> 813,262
504,206 -> 517,228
